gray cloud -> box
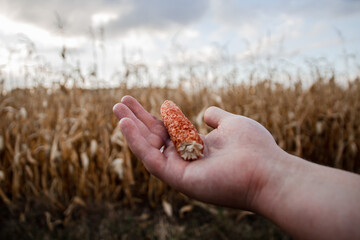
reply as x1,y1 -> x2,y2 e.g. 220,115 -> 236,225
213,0 -> 360,26
0,0 -> 209,37
107,0 -> 209,36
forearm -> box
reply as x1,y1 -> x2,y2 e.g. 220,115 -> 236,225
254,150 -> 360,240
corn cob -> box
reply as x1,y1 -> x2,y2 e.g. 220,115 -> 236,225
160,100 -> 204,160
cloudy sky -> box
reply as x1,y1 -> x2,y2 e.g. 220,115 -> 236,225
0,0 -> 359,87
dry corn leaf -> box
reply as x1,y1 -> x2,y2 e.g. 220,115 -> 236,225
179,204 -> 193,218
0,135 -> 4,152
45,211 -> 54,232
162,199 -> 173,218
0,170 -> 4,182
236,211 -> 254,221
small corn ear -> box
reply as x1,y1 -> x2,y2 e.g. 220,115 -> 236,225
161,100 -> 204,160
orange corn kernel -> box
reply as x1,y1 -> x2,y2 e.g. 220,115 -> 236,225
160,100 -> 204,160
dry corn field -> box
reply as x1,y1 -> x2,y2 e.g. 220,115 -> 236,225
0,76 -> 360,238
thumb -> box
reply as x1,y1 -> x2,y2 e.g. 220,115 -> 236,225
204,106 -> 233,129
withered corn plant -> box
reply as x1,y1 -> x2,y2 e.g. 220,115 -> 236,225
0,76 -> 359,219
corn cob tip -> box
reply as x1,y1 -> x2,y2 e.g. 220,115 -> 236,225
161,100 -> 204,161
178,141 -> 203,160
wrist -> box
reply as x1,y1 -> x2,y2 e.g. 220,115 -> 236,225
251,148 -> 305,216
251,149 -> 360,240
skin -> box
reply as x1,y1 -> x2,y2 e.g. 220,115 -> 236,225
113,95 -> 360,240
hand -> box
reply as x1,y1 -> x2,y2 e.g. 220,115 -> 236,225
113,96 -> 360,239
113,95 -> 285,210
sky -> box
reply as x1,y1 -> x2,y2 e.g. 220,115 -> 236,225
0,0 -> 360,88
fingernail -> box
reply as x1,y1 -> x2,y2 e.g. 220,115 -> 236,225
121,95 -> 129,102
113,103 -> 120,113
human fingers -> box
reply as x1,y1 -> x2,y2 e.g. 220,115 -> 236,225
204,106 -> 233,129
113,103 -> 164,149
120,117 -> 189,187
121,96 -> 167,137
119,118 -> 167,177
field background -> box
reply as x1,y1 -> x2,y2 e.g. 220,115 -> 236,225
1,0 -> 360,238
1,60 -> 360,239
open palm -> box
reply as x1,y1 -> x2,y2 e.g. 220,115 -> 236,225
113,96 -> 281,210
